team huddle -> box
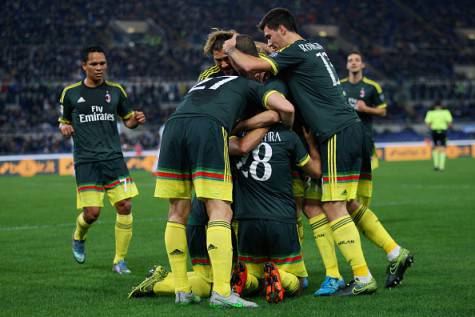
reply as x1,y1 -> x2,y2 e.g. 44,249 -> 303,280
59,8 -> 413,309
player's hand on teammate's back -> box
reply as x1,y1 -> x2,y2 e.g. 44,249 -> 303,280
60,123 -> 75,137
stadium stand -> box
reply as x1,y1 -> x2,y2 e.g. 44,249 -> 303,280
1,0 -> 474,154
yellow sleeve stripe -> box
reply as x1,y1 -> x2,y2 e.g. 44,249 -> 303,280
60,81 -> 82,104
363,77 -> 383,94
260,55 -> 278,76
297,154 -> 310,167
122,111 -> 135,120
340,77 -> 349,83
278,44 -> 291,52
58,118 -> 72,124
262,90 -> 283,109
106,81 -> 128,97
198,65 -> 221,81
376,103 -> 387,108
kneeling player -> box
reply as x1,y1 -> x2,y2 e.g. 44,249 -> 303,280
231,125 -> 321,303
130,121 -> 277,302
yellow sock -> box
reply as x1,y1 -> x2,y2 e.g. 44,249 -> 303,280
432,150 -> 439,168
188,272 -> 212,297
371,152 -> 379,170
439,152 -> 447,170
73,213 -> 91,241
278,269 -> 300,295
297,215 -> 304,244
153,272 -> 212,298
207,221 -> 232,297
153,273 -> 176,295
244,272 -> 260,293
165,222 -> 190,293
351,205 -> 398,255
330,215 -> 369,277
309,214 -> 342,279
114,214 -> 133,264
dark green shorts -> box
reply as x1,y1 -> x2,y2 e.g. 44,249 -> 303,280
74,157 -> 138,208
320,122 -> 372,202
75,157 -> 131,187
155,117 -> 232,201
237,219 -> 307,277
237,219 -> 301,264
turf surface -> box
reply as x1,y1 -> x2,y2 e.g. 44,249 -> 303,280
1,159 -> 474,316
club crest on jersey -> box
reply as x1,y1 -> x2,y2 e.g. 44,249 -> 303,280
105,92 -> 111,103
359,88 -> 365,98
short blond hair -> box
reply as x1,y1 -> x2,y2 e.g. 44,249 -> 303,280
203,28 -> 236,55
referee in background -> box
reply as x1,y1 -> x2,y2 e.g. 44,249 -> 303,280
425,101 -> 453,171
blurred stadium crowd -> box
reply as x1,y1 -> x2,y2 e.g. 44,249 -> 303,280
1,0 -> 475,154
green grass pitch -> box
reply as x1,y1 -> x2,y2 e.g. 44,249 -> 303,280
1,158 -> 474,316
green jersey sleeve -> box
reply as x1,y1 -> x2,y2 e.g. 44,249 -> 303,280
58,87 -> 73,124
262,44 -> 304,76
371,82 -> 386,108
263,78 -> 289,97
246,79 -> 274,110
289,131 -> 310,167
115,84 -> 134,120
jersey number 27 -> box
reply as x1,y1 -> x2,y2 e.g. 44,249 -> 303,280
189,76 -> 238,92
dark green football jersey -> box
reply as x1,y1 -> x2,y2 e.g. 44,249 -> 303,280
171,76 -> 274,132
58,80 -> 133,164
232,124 -> 310,223
340,77 -> 386,136
262,39 -> 359,143
197,65 -> 227,81
263,77 -> 289,97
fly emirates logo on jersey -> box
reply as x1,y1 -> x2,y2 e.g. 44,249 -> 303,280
79,105 -> 115,123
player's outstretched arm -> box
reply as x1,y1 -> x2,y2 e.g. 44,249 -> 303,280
300,127 -> 322,179
123,111 -> 146,129
223,34 -> 273,73
59,123 -> 75,137
266,92 -> 295,128
232,110 -> 280,133
229,127 -> 269,157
